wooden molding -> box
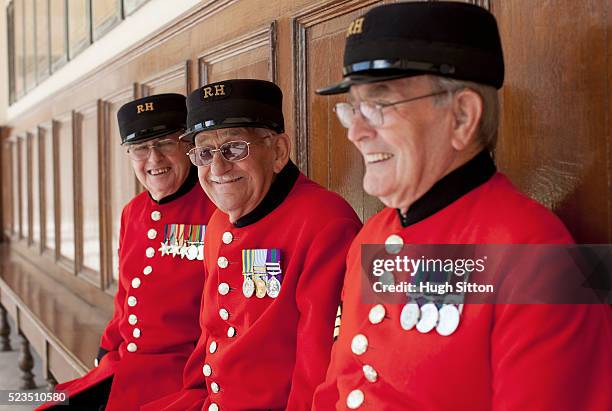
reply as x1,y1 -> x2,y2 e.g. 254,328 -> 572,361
292,0 -> 380,175
140,61 -> 191,96
197,22 -> 278,86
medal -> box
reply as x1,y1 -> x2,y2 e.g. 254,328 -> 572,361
243,275 -> 255,298
265,249 -> 282,298
186,244 -> 198,260
197,245 -> 204,260
255,276 -> 267,298
399,302 -> 420,330
267,276 -> 281,298
436,304 -> 460,336
416,302 -> 439,333
242,249 -> 256,298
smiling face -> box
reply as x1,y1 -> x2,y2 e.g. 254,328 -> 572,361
194,127 -> 290,222
347,76 -> 464,211
128,132 -> 192,201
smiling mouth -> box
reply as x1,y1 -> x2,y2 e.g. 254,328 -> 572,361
148,167 -> 170,176
211,176 -> 243,185
365,153 -> 394,164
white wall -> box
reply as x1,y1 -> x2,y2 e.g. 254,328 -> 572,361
4,0 -> 201,123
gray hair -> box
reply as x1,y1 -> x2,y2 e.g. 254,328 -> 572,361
429,75 -> 500,151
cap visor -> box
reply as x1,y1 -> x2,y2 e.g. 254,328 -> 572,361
316,72 -> 423,95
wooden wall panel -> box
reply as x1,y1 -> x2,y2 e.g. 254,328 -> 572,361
75,102 -> 102,282
493,0 -> 609,243
30,130 -> 41,246
102,87 -> 138,286
198,23 -> 277,85
41,123 -> 56,253
2,0 -> 610,309
19,136 -> 29,241
2,140 -> 14,238
55,113 -> 75,267
295,0 -> 384,222
13,140 -> 22,239
141,62 -> 191,96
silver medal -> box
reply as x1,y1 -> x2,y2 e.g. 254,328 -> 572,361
416,303 -> 439,334
243,275 -> 255,298
436,304 -> 460,336
197,244 -> 204,261
186,244 -> 198,260
399,302 -> 420,330
267,276 -> 281,298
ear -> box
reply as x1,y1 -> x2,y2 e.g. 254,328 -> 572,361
271,133 -> 291,173
449,89 -> 483,151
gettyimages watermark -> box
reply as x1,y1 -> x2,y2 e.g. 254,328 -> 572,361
360,244 -> 612,305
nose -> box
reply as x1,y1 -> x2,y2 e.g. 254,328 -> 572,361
147,146 -> 165,163
347,112 -> 376,144
209,151 -> 232,176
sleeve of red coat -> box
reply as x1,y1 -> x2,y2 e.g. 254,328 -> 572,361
491,303 -> 612,411
99,207 -> 129,354
285,217 -> 361,410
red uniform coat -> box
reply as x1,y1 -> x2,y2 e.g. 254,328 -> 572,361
313,152 -> 612,411
38,169 -> 216,411
142,162 -> 362,411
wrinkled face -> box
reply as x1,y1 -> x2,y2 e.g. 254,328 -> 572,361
127,132 -> 192,201
194,127 -> 279,222
347,76 -> 456,211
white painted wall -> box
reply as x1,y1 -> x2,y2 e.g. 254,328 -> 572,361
4,0 -> 201,123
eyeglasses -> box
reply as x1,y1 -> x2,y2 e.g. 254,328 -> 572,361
187,140 -> 256,166
126,137 -> 182,161
333,89 -> 454,128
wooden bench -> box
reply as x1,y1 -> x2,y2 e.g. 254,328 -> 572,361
0,244 -> 111,389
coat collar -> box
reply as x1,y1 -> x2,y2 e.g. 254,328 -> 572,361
397,150 -> 496,227
233,161 -> 300,228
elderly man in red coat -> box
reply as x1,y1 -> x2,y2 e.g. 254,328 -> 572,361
142,79 -> 362,411
38,93 -> 216,410
312,2 -> 612,411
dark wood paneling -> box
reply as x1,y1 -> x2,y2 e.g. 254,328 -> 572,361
3,0 -> 610,312
294,0 -> 385,222
101,86 -> 138,291
493,0 -> 609,243
1,138 -> 14,239
40,122 -> 56,254
54,112 -> 75,269
198,22 -> 277,85
29,130 -> 41,247
140,61 -> 191,96
74,101 -> 102,286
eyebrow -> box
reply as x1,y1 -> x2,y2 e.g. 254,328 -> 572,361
349,84 -> 394,103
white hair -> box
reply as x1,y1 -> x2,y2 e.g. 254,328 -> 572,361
429,75 -> 500,151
